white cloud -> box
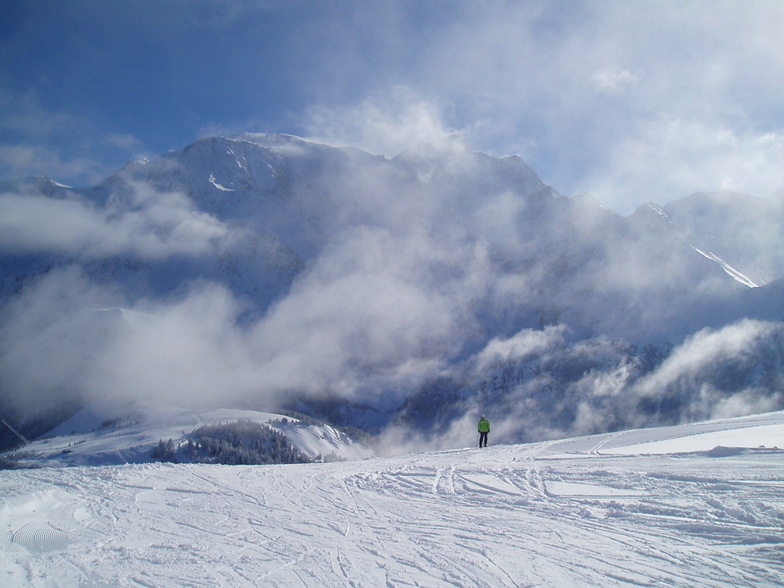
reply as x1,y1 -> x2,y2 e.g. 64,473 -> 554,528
709,389 -> 783,421
243,219 -> 479,400
303,87 -> 463,157
588,68 -> 641,93
371,1 -> 784,211
0,144 -> 106,186
0,270 -> 260,413
0,182 -> 234,259
583,118 -> 784,213
0,267 -> 123,415
475,325 -> 567,371
84,283 -> 259,407
634,319 -> 779,399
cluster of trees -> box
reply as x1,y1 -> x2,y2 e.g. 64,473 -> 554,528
151,419 -> 313,465
151,438 -> 178,462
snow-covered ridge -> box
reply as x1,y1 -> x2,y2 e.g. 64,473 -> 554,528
693,246 -> 763,288
4,404 -> 373,468
1,411 -> 782,586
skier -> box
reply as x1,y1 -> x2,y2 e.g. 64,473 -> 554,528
478,415 -> 490,448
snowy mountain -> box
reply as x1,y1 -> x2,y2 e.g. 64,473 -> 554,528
1,411 -> 783,586
0,134 -> 782,450
2,403 -> 372,468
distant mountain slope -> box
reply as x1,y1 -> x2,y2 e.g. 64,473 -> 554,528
3,404 -> 372,467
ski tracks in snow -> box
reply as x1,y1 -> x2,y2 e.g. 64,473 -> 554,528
1,439 -> 783,586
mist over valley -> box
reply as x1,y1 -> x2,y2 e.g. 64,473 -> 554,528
1,133 -> 782,454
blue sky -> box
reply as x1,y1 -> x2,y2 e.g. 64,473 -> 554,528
1,0 -> 782,214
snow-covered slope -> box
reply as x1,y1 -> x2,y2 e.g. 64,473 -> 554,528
1,411 -> 782,586
5,404 -> 372,467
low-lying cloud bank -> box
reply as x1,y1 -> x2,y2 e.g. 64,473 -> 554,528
376,319 -> 784,455
0,182 -> 234,259
1,258 -> 781,454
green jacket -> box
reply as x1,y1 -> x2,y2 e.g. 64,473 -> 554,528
478,418 -> 490,433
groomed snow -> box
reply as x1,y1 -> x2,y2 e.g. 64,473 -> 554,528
2,411 -> 783,586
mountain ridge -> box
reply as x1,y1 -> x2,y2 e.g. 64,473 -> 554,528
0,134 -> 782,450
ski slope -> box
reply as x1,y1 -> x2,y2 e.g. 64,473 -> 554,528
2,411 -> 783,587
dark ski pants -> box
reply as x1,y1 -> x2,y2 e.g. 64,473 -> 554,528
479,432 -> 488,447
